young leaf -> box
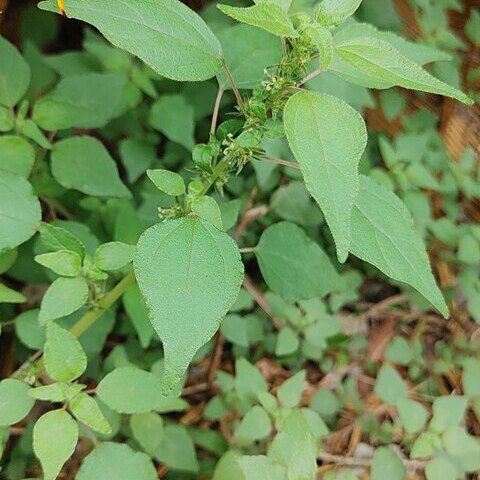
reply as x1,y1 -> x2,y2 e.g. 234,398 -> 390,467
429,396 -> 468,433
39,0 -> 223,82
29,383 -> 71,403
333,35 -> 473,104
276,327 -> 300,356
35,250 -> 82,277
256,222 -> 341,301
39,277 -> 89,325
134,217 -> 243,394
316,0 -> 362,27
149,95 -> 195,151
217,25 -> 282,90
191,196 -> 224,231
33,409 -> 78,480
0,379 -> 35,426
0,36 -> 31,107
278,370 -> 306,408
39,222 -> 86,258
94,242 -> 135,271
284,92 -> 367,262
32,73 -> 126,130
0,283 -> 26,304
425,457 -> 457,480
350,176 -> 448,317
374,363 -> 407,405
218,2 -> 298,38
97,367 -> 163,414
69,393 -> 112,435
44,323 -> 87,382
0,171 -> 41,252
235,406 -> 272,443
0,135 -> 35,178
396,398 -> 428,434
371,447 -> 406,480
0,105 -> 14,131
51,136 -> 131,198
147,169 -> 185,196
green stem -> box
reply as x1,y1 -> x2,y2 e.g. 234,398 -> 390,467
222,62 -> 244,110
11,271 -> 136,379
70,270 -> 136,337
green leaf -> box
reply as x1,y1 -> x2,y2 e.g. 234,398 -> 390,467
134,217 -> 243,394
235,406 -> 272,443
218,2 -> 298,38
0,379 -> 34,426
69,393 -> 112,435
123,284 -> 155,348
350,176 -> 448,317
275,327 -> 300,356
94,242 -> 135,271
256,222 -> 341,301
97,367 -> 163,414
130,412 -> 165,457
35,250 -> 82,277
316,0 -> 362,27
152,424 -> 199,472
333,34 -> 472,105
149,95 -> 195,150
396,398 -> 428,434
39,222 -> 86,258
51,136 -> 130,198
371,447 -> 406,480
119,138 -> 156,183
217,24 -> 282,90
32,73 -> 126,130
239,456 -> 286,480
0,283 -> 26,304
235,357 -> 268,404
0,36 -> 31,107
305,24 -> 333,70
284,91 -> 367,262
15,309 -> 46,350
33,409 -> 78,480
333,23 -> 451,67
76,442 -> 157,480
463,358 -> 480,397
278,370 -> 305,408
146,169 -> 186,196
39,0 -> 223,82
44,323 -> 87,382
0,171 -> 41,252
39,277 -> 89,325
191,196 -> 224,230
0,105 -> 15,131
374,363 -> 407,405
430,396 -> 468,433
425,457 -> 457,480
443,426 -> 480,473
221,314 -> 249,347
29,383 -> 71,403
0,135 -> 35,177
213,451 -> 246,480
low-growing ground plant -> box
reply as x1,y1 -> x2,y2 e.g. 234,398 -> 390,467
0,0 -> 478,479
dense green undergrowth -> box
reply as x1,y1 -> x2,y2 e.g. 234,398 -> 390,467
0,0 -> 479,479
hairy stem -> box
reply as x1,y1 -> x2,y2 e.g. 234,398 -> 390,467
12,270 -> 136,378
260,155 -> 300,170
222,62 -> 244,110
297,66 -> 323,86
210,87 -> 224,135
70,270 -> 136,337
